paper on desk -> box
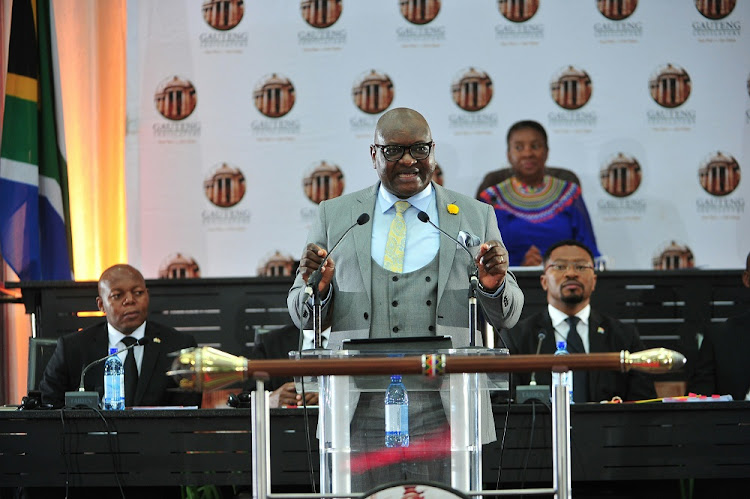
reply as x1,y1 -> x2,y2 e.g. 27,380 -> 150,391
663,394 -> 733,403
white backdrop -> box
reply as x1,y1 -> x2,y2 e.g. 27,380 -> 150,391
125,0 -> 750,278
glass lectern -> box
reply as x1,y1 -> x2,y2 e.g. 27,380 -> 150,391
304,347 -> 508,495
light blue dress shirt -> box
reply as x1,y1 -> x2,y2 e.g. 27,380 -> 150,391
372,183 -> 439,272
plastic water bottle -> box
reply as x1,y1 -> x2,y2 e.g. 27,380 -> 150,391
103,348 -> 125,410
551,341 -> 574,404
384,374 -> 409,447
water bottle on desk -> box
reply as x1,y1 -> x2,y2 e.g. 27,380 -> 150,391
384,374 -> 409,447
552,341 -> 573,404
103,348 -> 125,410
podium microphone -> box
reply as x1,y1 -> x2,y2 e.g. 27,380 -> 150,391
303,212 -> 370,300
516,331 -> 550,404
65,336 -> 152,408
417,210 -> 482,346
529,331 -> 546,385
416,210 -> 478,280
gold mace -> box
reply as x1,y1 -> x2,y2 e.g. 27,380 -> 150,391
167,346 -> 686,392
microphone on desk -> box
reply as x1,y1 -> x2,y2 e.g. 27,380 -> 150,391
65,337 -> 152,408
416,210 -> 478,283
529,331 -> 546,386
303,212 -> 370,300
516,331 -> 550,404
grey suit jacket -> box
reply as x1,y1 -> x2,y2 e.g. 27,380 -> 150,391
287,183 -> 524,444
288,182 -> 524,345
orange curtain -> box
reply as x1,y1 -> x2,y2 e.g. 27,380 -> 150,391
55,0 -> 127,280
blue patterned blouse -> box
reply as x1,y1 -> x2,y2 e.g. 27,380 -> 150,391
479,175 -> 600,266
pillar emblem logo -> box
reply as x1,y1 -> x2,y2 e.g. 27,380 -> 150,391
652,242 -> 694,270
649,64 -> 691,108
300,0 -> 343,28
600,153 -> 642,197
303,161 -> 345,204
158,253 -> 201,279
596,0 -> 638,20
550,66 -> 592,110
451,67 -> 493,112
202,0 -> 245,30
698,152 -> 741,197
254,73 -> 296,118
154,76 -> 198,121
694,0 -> 736,20
204,163 -> 247,208
352,70 -> 394,114
400,0 -> 441,25
498,0 -> 539,23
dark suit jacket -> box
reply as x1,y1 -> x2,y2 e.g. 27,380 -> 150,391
248,324 -> 301,392
688,310 -> 750,400
505,309 -> 657,402
39,321 -> 202,408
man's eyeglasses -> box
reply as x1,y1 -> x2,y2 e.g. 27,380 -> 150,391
373,142 -> 433,162
545,262 -> 595,273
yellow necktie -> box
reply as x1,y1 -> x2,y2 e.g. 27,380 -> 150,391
383,201 -> 410,273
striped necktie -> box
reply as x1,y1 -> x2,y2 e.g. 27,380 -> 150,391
383,201 -> 410,272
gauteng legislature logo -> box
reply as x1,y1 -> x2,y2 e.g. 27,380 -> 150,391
158,253 -> 201,279
253,73 -> 296,118
155,76 -> 197,121
303,161 -> 345,204
698,151 -> 741,196
202,0 -> 244,30
600,152 -> 642,197
257,251 -> 297,277
352,69 -> 394,114
694,0 -> 735,19
498,0 -> 539,22
649,64 -> 691,108
204,163 -> 246,208
300,0 -> 343,28
400,0 -> 441,25
451,67 -> 493,112
652,241 -> 694,270
550,66 -> 592,110
597,0 -> 637,20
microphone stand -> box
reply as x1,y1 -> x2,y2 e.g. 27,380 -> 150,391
417,210 -> 481,347
65,337 -> 151,408
467,262 -> 479,347
308,272 -> 324,349
301,212 -> 370,349
516,331 -> 550,404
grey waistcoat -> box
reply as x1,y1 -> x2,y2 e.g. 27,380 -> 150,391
370,255 -> 439,338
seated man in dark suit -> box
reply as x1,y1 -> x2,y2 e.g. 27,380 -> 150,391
250,323 -> 319,407
688,251 -> 750,400
39,264 -> 202,408
506,239 -> 656,403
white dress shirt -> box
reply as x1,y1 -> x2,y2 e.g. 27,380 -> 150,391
107,321 -> 146,374
548,304 -> 591,353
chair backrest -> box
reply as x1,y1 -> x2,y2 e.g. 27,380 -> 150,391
475,166 -> 581,199
27,337 -> 58,392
